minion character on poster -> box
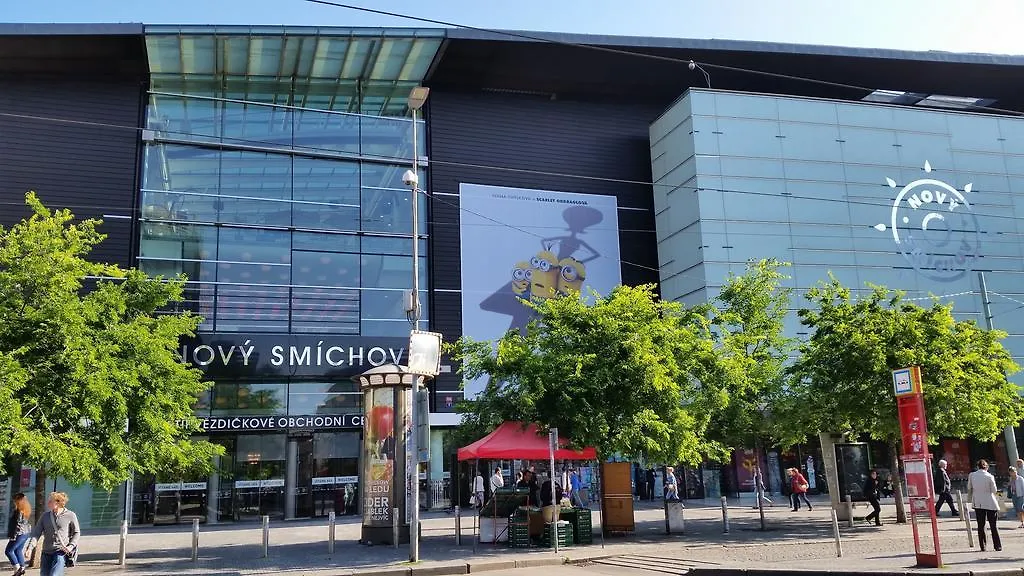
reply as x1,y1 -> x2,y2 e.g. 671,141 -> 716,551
461,184 -> 622,400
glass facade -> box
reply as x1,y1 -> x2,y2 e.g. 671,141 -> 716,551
651,89 -> 1024,382
136,28 -> 438,524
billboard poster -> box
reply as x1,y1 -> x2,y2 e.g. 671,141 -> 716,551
362,387 -> 396,527
459,183 -> 622,399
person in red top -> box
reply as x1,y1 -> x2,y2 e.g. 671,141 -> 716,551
787,467 -> 813,511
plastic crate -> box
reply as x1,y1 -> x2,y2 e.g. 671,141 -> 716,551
542,522 -> 573,547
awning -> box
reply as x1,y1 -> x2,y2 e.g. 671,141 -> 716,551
457,421 -> 597,461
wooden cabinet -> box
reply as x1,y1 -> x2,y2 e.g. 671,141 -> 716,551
600,462 -> 635,534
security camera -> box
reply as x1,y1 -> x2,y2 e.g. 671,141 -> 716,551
688,60 -> 696,71
402,169 -> 419,187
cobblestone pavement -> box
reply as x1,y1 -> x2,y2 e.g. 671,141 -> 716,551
62,496 -> 1024,575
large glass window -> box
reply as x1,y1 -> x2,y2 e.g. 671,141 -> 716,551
288,383 -> 361,415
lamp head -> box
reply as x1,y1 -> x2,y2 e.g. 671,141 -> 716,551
408,86 -> 430,111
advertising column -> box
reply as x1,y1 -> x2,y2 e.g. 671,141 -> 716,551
893,366 -> 941,568
360,382 -> 412,545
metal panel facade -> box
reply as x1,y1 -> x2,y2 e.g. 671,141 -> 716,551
427,90 -> 663,404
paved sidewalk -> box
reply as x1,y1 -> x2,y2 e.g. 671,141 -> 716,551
64,496 -> 1024,575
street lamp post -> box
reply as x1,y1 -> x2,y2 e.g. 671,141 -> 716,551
403,85 -> 430,563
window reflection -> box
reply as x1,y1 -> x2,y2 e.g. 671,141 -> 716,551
288,383 -> 361,415
212,383 -> 287,415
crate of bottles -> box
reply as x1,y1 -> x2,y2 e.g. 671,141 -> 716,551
542,521 -> 573,548
508,519 -> 531,548
574,508 -> 593,544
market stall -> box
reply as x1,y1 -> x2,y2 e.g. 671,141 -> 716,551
458,422 -> 598,547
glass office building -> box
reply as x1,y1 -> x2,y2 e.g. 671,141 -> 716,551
133,27 -> 441,524
651,89 -> 1024,381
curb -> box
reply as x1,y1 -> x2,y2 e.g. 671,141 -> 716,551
683,568 -> 1024,576
354,552 -> 619,576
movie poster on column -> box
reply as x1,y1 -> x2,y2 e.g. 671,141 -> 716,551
459,183 -> 622,399
362,388 -> 395,526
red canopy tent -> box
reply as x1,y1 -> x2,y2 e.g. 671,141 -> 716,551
457,421 -> 597,461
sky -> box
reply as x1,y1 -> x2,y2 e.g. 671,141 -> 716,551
4,0 -> 1024,55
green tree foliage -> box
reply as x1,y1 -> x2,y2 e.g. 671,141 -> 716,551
709,259 -> 795,449
0,193 -> 221,505
447,284 -> 729,464
784,277 -> 1023,521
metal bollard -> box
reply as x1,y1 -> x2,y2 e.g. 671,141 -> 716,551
393,507 -> 400,550
845,494 -> 854,528
721,496 -> 730,534
191,518 -> 199,562
328,512 -> 336,554
117,520 -> 128,565
830,509 -> 843,557
455,506 -> 462,546
261,515 -> 269,558
956,490 -> 966,522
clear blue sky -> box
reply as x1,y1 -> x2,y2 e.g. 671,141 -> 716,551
4,0 -> 1024,55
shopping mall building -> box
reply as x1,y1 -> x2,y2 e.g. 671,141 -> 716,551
2,23 -> 1024,527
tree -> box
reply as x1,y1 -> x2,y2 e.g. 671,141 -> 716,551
709,259 -> 795,449
447,284 -> 730,465
709,259 -> 795,528
0,192 -> 221,517
784,277 -> 1024,522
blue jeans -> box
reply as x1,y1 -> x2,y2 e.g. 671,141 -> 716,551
5,534 -> 29,566
40,551 -> 66,576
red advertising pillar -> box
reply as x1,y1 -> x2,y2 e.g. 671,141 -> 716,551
893,366 -> 941,568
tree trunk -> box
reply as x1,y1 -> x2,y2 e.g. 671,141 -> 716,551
30,466 -> 46,567
889,442 -> 907,524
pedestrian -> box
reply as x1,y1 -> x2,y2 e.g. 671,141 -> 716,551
968,459 -> 1002,551
752,466 -> 772,508
635,464 -> 647,503
490,466 -> 504,492
1009,467 -> 1024,528
569,468 -> 583,507
645,468 -> 656,500
934,459 -> 959,517
863,470 -> 882,526
472,470 -> 485,508
664,467 -> 679,501
1017,458 -> 1024,478
28,492 -> 79,576
6,493 -> 31,576
787,468 -> 813,511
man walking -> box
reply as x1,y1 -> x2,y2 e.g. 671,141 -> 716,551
935,459 -> 959,517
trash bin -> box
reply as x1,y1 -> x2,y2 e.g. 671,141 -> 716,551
665,500 -> 685,534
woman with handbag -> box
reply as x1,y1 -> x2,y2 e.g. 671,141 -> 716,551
6,493 -> 31,576
27,492 -> 79,576
787,468 -> 813,512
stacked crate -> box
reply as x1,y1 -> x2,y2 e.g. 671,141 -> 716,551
573,508 -> 593,544
508,512 -> 531,548
542,521 -> 573,548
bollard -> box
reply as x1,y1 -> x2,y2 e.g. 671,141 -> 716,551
454,506 -> 462,546
393,507 -> 400,550
191,518 -> 199,562
261,515 -> 270,558
328,512 -> 336,555
473,510 -> 478,553
721,496 -> 730,534
831,509 -> 843,557
845,494 -> 854,528
956,489 -> 966,522
117,520 -> 128,566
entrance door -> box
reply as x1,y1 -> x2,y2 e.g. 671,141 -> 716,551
233,434 -> 287,521
294,431 -> 361,518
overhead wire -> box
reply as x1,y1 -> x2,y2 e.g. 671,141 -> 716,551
301,0 -> 1024,118
5,104 -> 1024,294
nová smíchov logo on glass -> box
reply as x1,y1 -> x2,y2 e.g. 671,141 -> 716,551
874,161 -> 981,283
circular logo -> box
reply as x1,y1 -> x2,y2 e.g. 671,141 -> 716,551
878,166 -> 980,282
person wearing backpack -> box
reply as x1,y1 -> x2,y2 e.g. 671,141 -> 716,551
5,493 -> 31,576
28,492 -> 79,576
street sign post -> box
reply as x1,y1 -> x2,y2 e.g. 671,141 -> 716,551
893,366 -> 941,568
